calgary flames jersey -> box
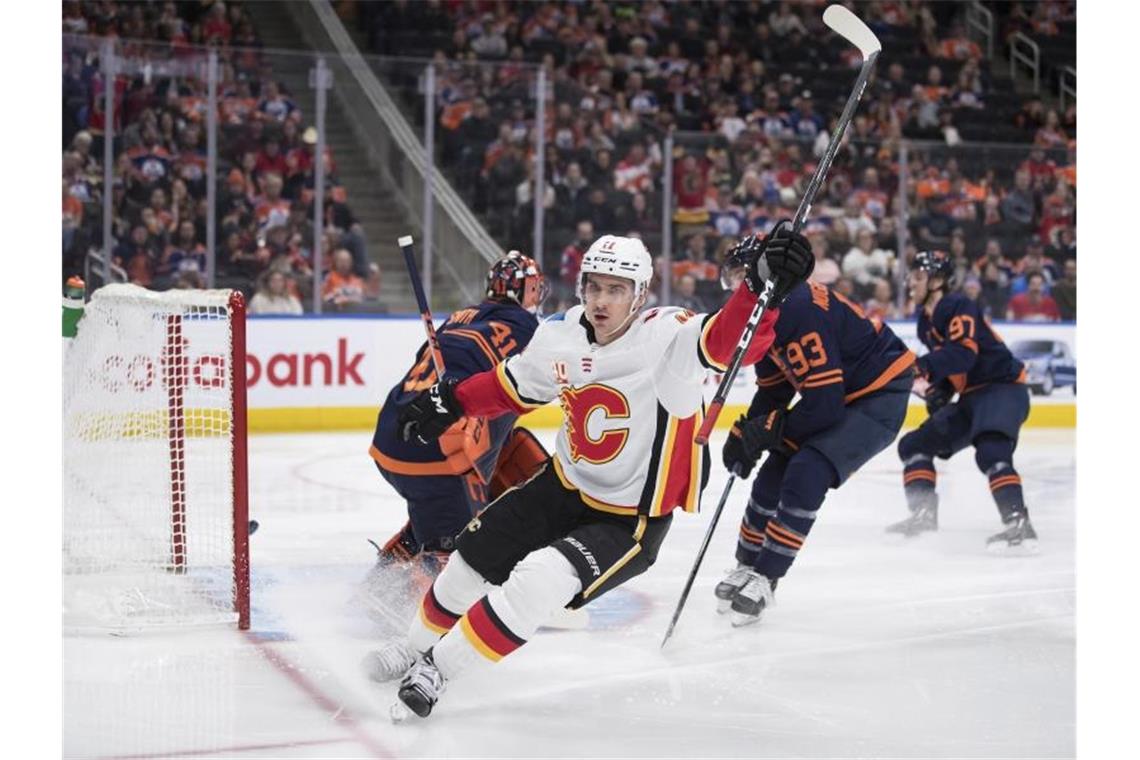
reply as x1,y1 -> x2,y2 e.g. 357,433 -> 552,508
455,290 -> 778,518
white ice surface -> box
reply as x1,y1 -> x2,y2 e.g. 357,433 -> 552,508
65,428 -> 1075,759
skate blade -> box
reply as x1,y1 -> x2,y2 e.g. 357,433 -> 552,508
986,537 -> 1040,556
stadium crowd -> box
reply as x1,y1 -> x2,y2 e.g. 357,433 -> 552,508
62,0 -> 1076,323
359,0 -> 1075,322
62,0 -> 382,313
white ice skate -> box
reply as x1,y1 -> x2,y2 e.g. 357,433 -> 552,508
714,564 -> 753,613
985,513 -> 1039,555
396,650 -> 446,719
730,571 -> 777,627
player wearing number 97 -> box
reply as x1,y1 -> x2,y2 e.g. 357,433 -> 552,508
368,252 -> 549,577
717,236 -> 916,626
887,250 -> 1037,552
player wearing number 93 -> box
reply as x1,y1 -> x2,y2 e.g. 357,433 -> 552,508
886,250 -> 1037,552
368,251 -> 550,579
368,231 -> 814,719
717,235 -> 916,626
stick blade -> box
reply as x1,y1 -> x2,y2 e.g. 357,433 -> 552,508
823,4 -> 881,58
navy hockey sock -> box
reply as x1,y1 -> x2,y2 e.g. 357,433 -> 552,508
753,448 -> 833,580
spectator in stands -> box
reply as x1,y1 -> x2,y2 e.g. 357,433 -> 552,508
838,197 -> 876,243
159,220 -> 208,289
1012,241 -> 1056,294
1047,224 -> 1076,265
935,24 -> 982,60
258,81 -> 299,123
559,221 -> 593,299
554,162 -> 590,221
961,275 -> 983,305
322,248 -> 365,310
843,228 -> 894,299
672,274 -> 707,313
979,260 -> 1011,318
863,278 -> 895,321
808,231 -> 840,286
1006,271 -> 1060,322
115,224 -> 159,288
1001,168 -> 1037,228
250,269 -> 304,315
1052,259 -> 1076,321
255,136 -> 288,179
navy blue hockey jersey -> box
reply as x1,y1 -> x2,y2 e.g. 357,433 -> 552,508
371,300 -> 538,482
916,293 -> 1026,393
750,281 -> 915,446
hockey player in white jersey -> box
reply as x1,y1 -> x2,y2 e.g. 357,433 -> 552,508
368,231 -> 814,719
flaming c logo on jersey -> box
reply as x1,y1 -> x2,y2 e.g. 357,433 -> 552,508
558,383 -> 631,465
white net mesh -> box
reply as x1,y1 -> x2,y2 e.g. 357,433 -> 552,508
64,285 -> 245,632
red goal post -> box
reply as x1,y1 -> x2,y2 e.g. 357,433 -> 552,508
64,285 -> 249,632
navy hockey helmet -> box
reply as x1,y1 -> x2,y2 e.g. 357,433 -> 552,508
913,249 -> 955,289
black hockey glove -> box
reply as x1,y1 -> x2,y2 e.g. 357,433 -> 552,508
723,415 -> 759,479
923,379 -> 955,416
740,407 -> 789,461
748,225 -> 815,305
398,377 -> 464,444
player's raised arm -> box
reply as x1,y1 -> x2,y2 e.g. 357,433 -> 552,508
652,230 -> 815,396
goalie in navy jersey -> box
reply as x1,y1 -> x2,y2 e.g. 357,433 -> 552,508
886,250 -> 1037,551
368,252 -> 550,578
717,235 -> 916,626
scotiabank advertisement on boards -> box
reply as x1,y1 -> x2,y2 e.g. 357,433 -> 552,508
242,315 -> 1075,431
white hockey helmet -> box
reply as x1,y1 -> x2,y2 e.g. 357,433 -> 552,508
575,235 -> 654,303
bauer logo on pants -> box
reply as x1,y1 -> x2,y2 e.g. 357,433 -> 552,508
563,537 -> 601,577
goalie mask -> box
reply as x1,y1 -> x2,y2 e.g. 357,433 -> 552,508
486,250 -> 548,313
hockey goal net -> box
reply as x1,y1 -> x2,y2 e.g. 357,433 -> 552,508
64,284 -> 250,632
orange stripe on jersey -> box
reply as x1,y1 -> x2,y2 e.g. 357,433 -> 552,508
846,351 -> 917,403
370,444 -> 458,476
756,371 -> 788,388
449,328 -> 499,366
650,413 -> 701,516
948,373 -> 967,393
802,375 -> 845,389
959,337 -> 979,354
494,362 -> 544,413
804,368 -> 843,382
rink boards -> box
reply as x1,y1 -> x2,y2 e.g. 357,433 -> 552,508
239,314 -> 1077,432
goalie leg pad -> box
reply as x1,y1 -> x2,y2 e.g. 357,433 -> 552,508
489,427 -> 550,502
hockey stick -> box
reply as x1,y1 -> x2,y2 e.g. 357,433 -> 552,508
661,467 -> 739,649
399,235 -> 446,378
694,4 -> 881,445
